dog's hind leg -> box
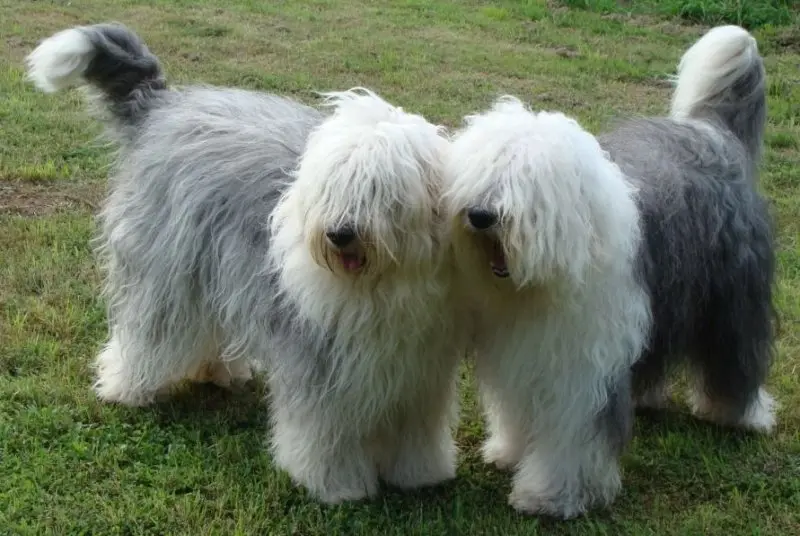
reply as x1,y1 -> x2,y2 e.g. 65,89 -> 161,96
688,343 -> 776,433
631,350 -> 672,410
688,295 -> 776,433
93,329 -> 170,406
93,315 -> 219,406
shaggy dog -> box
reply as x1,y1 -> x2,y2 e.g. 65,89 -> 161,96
599,25 -> 777,433
442,24 -> 775,519
443,98 -> 650,518
27,23 -> 463,504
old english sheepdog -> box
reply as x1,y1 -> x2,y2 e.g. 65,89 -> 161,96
443,99 -> 651,518
27,23 -> 463,503
599,25 -> 777,433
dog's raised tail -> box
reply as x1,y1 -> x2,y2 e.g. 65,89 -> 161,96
26,22 -> 165,131
670,25 -> 766,161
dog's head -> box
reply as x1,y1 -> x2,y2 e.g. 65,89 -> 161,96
443,97 -> 639,292
279,88 -> 447,280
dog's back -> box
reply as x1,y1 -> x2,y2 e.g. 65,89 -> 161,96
27,21 -> 326,364
600,117 -> 773,349
98,85 -> 323,325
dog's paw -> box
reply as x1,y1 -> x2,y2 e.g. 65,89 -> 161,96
315,481 -> 378,505
278,445 -> 380,505
508,488 -> 587,520
309,462 -> 381,504
92,344 -> 159,407
93,380 -> 157,407
481,436 -> 521,471
634,384 -> 671,410
382,451 -> 456,490
690,387 -> 777,434
738,389 -> 777,433
221,358 -> 254,387
189,359 -> 252,389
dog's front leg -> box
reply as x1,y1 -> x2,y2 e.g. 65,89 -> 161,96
269,403 -> 380,504
376,381 -> 459,490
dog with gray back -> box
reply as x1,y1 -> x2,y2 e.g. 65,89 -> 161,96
27,22 -> 463,504
27,23 -> 315,396
439,24 -> 775,520
599,25 -> 777,431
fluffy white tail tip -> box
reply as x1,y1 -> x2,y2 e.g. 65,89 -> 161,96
671,25 -> 758,119
26,28 -> 95,93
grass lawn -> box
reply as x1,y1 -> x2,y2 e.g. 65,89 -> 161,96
1,1 -> 798,534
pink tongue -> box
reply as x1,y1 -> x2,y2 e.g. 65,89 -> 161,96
342,255 -> 362,271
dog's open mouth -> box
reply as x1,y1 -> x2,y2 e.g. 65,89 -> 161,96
340,252 -> 366,272
489,239 -> 509,278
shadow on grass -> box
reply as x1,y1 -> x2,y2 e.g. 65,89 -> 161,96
147,378 -> 268,431
91,378 -> 784,533
635,404 -> 766,446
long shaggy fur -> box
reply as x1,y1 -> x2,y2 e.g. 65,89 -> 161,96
599,25 -> 777,433
265,88 -> 463,503
444,97 -> 651,519
27,23 -> 463,503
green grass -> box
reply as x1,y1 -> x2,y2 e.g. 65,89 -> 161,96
1,0 -> 799,534
560,0 -> 798,29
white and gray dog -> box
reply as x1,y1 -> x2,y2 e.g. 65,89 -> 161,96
27,23 -> 463,504
600,25 -> 777,433
443,24 -> 775,519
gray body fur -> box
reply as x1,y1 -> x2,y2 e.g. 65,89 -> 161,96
74,24 -> 323,379
599,43 -> 775,424
100,87 -> 322,362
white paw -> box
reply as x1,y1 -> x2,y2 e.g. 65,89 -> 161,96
382,444 -> 457,489
227,358 -> 254,384
508,487 -> 587,520
93,346 -> 157,407
93,379 -> 156,407
634,384 -> 670,410
273,432 -> 380,504
738,388 -> 777,434
189,359 -> 252,389
315,480 -> 378,504
481,436 -> 521,470
689,387 -> 776,434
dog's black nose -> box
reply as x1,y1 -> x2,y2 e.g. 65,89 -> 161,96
467,208 -> 498,230
326,228 -> 356,248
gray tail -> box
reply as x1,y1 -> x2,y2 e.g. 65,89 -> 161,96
26,22 -> 166,132
670,25 -> 766,162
